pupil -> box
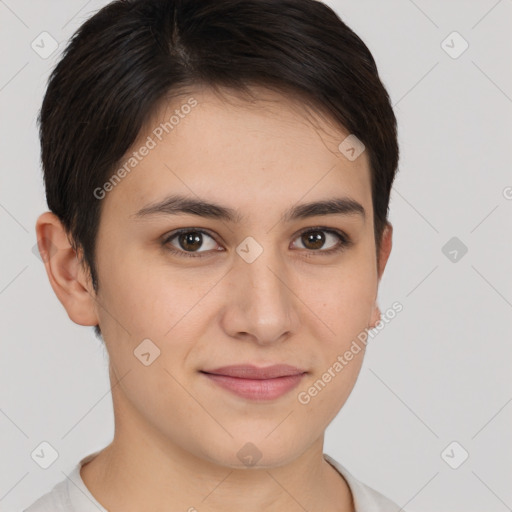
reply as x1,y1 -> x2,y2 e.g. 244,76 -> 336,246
181,232 -> 202,251
304,231 -> 324,249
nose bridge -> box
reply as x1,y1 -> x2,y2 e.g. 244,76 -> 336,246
246,250 -> 283,299
228,236 -> 297,343
239,237 -> 286,303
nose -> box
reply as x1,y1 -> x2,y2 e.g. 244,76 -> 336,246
220,244 -> 300,345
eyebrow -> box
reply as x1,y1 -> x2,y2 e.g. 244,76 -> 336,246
131,194 -> 366,223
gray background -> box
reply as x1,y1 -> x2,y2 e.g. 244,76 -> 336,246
1,0 -> 511,510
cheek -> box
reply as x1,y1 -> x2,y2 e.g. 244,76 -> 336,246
299,252 -> 377,405
305,255 -> 378,333
97,248 -> 193,335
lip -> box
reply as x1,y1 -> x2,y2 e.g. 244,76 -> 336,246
200,364 -> 307,401
202,364 -> 306,379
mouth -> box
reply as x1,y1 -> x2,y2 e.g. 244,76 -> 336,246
200,364 -> 307,401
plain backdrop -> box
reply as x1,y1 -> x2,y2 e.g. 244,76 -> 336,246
1,0 -> 511,510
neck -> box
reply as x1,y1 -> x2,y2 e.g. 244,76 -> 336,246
81,434 -> 354,512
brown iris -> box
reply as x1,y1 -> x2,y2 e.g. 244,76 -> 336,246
178,231 -> 203,252
302,230 -> 325,250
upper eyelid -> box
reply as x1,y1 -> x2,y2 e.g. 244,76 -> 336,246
164,228 -> 218,244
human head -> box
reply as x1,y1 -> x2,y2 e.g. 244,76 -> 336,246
37,0 -> 399,343
35,0 -> 399,473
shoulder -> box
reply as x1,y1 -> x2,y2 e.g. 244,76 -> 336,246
23,478 -> 70,512
24,451 -> 103,512
324,453 -> 403,512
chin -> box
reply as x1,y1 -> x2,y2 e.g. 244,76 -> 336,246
195,433 -> 309,470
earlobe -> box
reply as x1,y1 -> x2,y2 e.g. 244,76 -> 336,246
35,211 -> 99,327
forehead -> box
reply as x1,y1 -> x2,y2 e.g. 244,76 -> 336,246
101,85 -> 372,221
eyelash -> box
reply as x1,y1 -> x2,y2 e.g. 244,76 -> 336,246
162,227 -> 352,259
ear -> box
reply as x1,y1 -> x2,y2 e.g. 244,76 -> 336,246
35,211 -> 99,326
369,222 -> 393,329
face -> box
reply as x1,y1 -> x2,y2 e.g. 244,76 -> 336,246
76,85 -> 391,468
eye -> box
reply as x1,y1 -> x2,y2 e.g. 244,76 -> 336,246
163,229 -> 221,258
162,227 -> 352,259
291,227 -> 352,255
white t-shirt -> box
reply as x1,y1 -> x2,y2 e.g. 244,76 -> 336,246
24,451 -> 402,511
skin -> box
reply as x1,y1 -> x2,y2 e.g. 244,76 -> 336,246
36,84 -> 392,512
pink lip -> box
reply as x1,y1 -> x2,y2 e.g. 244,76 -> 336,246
201,364 -> 307,401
